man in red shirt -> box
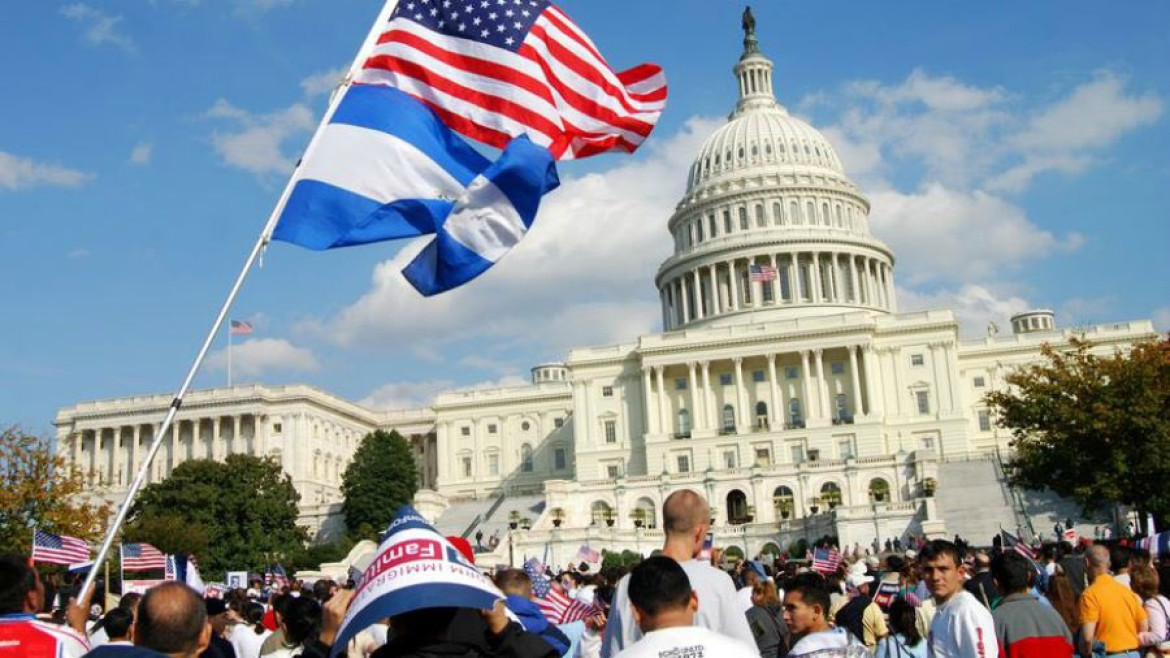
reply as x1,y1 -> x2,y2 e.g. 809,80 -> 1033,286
990,552 -> 1073,657
0,553 -> 93,658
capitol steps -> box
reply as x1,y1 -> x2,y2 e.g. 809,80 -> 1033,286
934,458 -> 1022,546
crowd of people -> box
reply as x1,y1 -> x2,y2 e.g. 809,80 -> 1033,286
3,491 -> 1169,658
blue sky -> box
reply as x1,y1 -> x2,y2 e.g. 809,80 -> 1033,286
3,0 -> 1168,432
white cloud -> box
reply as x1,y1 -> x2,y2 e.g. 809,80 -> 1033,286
300,67 -> 347,98
897,284 -> 1031,338
60,4 -> 135,52
306,117 -> 721,358
868,184 -> 1079,286
68,248 -> 90,260
129,142 -> 153,166
1152,307 -> 1170,332
206,338 -> 319,378
0,151 -> 93,191
206,100 -> 315,176
360,375 -> 529,410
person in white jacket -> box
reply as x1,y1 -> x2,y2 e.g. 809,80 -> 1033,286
600,490 -> 755,656
920,540 -> 999,658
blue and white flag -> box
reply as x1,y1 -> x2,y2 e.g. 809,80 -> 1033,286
272,84 -> 559,296
329,505 -> 503,655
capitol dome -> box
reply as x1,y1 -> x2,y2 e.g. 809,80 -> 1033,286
656,10 -> 897,329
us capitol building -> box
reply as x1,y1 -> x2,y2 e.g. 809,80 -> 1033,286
56,17 -> 1156,565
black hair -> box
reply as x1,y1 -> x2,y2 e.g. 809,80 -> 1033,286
991,552 -> 1033,593
246,602 -> 266,635
136,582 -> 208,655
312,579 -> 334,603
1111,546 -> 1131,571
885,555 -> 906,572
0,554 -> 37,615
888,598 -> 922,646
282,596 -> 322,645
627,556 -> 692,617
919,539 -> 963,567
102,606 -> 135,640
784,572 -> 831,615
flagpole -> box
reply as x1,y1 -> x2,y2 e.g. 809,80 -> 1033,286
79,0 -> 401,601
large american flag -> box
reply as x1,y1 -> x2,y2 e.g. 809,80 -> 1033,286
121,543 -> 167,571
810,546 -> 841,575
32,529 -> 91,566
523,558 -> 599,624
356,0 -> 667,160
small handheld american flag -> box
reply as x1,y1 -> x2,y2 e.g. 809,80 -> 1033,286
811,546 -> 841,575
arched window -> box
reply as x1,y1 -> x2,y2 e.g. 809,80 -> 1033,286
869,478 -> 891,503
722,404 -> 736,433
790,201 -> 801,225
724,210 -> 732,234
633,497 -> 657,528
591,501 -> 613,525
708,214 -> 717,237
755,401 -> 769,430
806,201 -> 817,225
772,202 -> 783,225
738,207 -> 749,230
772,486 -> 795,518
822,202 -> 830,226
755,205 -> 765,227
789,398 -> 804,428
677,409 -> 691,438
521,443 -> 533,472
820,482 -> 843,508
695,220 -> 704,242
726,490 -> 749,524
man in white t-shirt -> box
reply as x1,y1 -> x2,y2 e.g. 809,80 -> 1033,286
921,539 -> 999,658
601,490 -> 755,657
615,556 -> 757,658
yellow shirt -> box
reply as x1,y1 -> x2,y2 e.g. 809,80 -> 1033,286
1079,574 -> 1147,652
862,601 -> 889,648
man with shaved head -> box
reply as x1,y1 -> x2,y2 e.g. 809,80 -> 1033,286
1079,544 -> 1147,657
132,581 -> 211,658
600,490 -> 754,656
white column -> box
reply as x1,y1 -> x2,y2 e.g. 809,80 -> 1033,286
656,366 -> 670,434
944,343 -> 961,413
768,254 -> 779,304
848,346 -> 864,417
787,254 -> 798,303
733,357 -> 747,433
702,361 -> 715,431
810,252 -> 822,302
884,263 -> 897,311
679,279 -> 691,324
767,353 -> 781,429
579,381 -> 593,445
642,368 -> 656,434
728,260 -> 740,311
849,256 -> 861,304
829,254 -> 841,302
866,346 -> 885,416
889,349 -> 905,415
708,265 -> 719,314
751,258 -> 763,308
687,362 -> 699,431
660,289 -> 670,330
800,351 -> 814,421
692,270 -> 704,319
929,343 -> 947,415
866,260 -> 877,307
813,349 -> 829,420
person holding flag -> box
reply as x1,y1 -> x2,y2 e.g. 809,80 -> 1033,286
0,553 -> 94,658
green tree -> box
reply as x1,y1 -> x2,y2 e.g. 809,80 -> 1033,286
126,454 -> 307,580
0,426 -> 109,554
986,336 -> 1170,528
341,430 -> 418,541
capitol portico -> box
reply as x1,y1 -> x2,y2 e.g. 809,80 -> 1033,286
56,14 -> 1158,562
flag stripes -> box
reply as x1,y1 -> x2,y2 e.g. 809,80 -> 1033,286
32,529 -> 91,566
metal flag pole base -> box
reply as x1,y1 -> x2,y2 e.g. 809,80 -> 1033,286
78,0 -> 401,600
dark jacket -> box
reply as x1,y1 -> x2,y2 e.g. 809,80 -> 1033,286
991,592 -> 1075,658
746,603 -> 790,658
964,571 -> 1000,608
834,594 -> 871,645
83,646 -> 168,658
373,608 -> 557,658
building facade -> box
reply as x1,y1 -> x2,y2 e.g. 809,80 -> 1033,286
56,19 -> 1157,559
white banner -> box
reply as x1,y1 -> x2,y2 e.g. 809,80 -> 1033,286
329,505 -> 503,654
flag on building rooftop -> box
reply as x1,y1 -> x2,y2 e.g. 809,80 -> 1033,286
121,543 -> 167,571
229,320 -> 253,335
358,0 -> 667,160
811,546 -> 841,575
31,529 -> 91,566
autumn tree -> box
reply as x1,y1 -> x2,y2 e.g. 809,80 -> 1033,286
986,336 -> 1170,528
126,454 -> 307,579
0,426 -> 109,554
341,430 -> 418,540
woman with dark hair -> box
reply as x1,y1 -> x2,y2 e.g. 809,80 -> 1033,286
1131,564 -> 1170,648
265,597 -> 321,658
875,598 -> 927,658
229,600 -> 271,658
1045,572 -> 1081,640
745,580 -> 789,658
